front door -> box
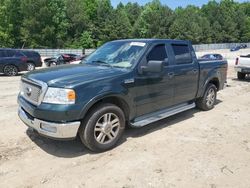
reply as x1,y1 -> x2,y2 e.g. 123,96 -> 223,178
134,43 -> 175,117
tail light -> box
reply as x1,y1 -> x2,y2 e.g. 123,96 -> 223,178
21,56 -> 28,62
235,57 -> 239,65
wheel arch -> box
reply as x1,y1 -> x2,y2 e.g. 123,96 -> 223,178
3,64 -> 19,72
80,95 -> 131,123
208,77 -> 219,91
198,77 -> 220,98
27,60 -> 35,65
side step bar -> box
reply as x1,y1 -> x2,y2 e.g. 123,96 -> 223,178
131,102 -> 196,127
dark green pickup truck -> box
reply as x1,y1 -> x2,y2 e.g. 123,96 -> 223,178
18,39 -> 228,152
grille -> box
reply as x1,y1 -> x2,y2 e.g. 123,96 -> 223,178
21,80 -> 42,105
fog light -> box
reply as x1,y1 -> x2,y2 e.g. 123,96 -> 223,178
40,123 -> 57,133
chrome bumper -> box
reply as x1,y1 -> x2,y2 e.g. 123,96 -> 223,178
18,107 -> 81,139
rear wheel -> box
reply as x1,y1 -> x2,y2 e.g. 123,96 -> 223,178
79,103 -> 125,152
3,65 -> 18,76
237,72 -> 246,80
196,83 -> 217,111
27,62 -> 35,71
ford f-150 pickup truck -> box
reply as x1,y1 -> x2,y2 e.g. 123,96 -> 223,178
235,54 -> 250,80
18,39 -> 228,152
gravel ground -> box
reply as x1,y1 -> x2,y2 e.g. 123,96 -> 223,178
0,60 -> 250,187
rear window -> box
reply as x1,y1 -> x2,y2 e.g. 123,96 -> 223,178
22,50 -> 40,57
171,44 -> 192,65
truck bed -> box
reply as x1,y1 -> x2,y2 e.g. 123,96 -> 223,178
197,59 -> 228,97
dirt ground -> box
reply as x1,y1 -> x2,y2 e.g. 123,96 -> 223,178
0,62 -> 250,188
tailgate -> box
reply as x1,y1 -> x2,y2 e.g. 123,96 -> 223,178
238,57 -> 250,67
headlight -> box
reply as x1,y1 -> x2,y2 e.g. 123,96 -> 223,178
43,87 -> 76,104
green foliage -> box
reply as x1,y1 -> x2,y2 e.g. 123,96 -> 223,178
170,6 -> 211,44
133,0 -> 173,38
20,0 -> 68,48
0,0 -> 249,48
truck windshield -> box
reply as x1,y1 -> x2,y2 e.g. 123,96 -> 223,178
83,41 -> 147,68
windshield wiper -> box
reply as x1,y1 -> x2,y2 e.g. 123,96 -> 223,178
91,60 -> 113,67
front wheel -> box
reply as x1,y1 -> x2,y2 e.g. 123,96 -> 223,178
196,83 -> 217,111
79,103 -> 125,152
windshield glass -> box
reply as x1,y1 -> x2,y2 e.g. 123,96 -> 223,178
82,41 -> 147,68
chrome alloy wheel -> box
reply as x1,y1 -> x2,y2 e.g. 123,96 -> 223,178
27,63 -> 35,71
94,113 -> 120,144
206,88 -> 215,107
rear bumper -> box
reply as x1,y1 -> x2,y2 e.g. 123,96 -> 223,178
18,106 -> 80,139
235,66 -> 250,73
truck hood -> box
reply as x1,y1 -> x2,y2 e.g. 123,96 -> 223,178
23,64 -> 128,88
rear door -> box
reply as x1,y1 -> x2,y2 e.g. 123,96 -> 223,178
169,42 -> 199,104
0,50 -> 5,70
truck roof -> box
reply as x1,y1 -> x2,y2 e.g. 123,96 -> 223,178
111,39 -> 191,44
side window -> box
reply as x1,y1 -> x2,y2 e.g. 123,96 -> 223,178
6,50 -> 16,57
171,44 -> 192,65
14,51 -> 25,57
0,51 -> 4,58
147,44 -> 168,63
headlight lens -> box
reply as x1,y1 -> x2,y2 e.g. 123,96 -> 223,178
43,87 -> 76,104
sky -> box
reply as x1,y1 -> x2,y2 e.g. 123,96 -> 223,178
111,0 -> 247,9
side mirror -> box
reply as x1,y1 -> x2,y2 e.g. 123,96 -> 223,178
141,60 -> 164,73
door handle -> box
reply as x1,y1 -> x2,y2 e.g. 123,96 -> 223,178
192,69 -> 198,74
168,72 -> 174,78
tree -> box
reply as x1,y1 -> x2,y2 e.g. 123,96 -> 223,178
0,0 -> 249,48
5,0 -> 23,47
133,0 -> 173,38
124,2 -> 142,26
238,2 -> 250,42
20,0 -> 68,48
90,0 -> 114,46
107,9 -> 132,40
0,0 -> 14,47
201,0 -> 241,43
170,6 -> 211,44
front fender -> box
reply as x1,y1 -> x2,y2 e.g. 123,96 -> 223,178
78,92 -> 134,120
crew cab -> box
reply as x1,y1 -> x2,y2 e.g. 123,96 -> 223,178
235,54 -> 250,80
17,39 -> 228,152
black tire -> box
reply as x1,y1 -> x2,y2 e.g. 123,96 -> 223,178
237,72 -> 246,80
3,65 -> 18,76
49,62 -> 57,67
196,83 -> 217,111
79,103 -> 125,152
27,62 -> 35,71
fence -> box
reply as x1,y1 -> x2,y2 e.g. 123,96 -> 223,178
193,42 -> 250,51
25,42 -> 250,57
24,48 -> 96,57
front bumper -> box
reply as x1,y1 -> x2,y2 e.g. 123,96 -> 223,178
18,107 -> 81,139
